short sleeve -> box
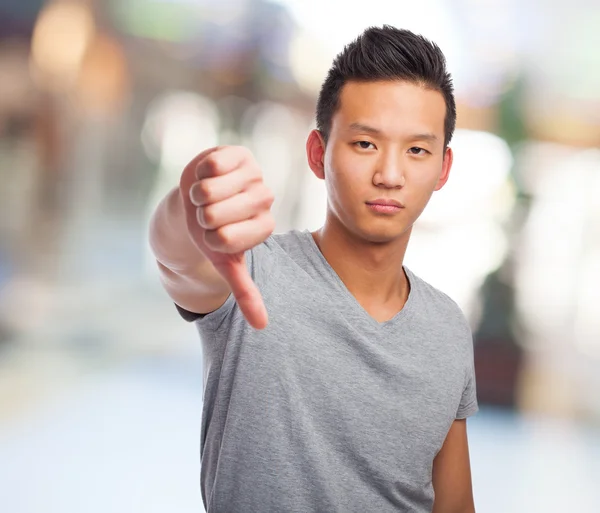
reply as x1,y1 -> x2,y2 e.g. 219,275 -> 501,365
456,339 -> 479,419
175,302 -> 206,322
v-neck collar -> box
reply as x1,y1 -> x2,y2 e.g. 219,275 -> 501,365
300,229 -> 417,329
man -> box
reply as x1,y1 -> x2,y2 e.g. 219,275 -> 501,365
149,25 -> 477,513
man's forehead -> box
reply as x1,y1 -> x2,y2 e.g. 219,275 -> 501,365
333,82 -> 446,138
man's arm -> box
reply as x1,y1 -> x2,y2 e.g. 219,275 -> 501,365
432,419 -> 475,513
149,183 -> 231,315
148,146 -> 275,328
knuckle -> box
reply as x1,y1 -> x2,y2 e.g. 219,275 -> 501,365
251,163 -> 264,181
259,195 -> 273,210
254,185 -> 273,209
204,228 -> 227,252
201,205 -> 217,228
263,187 -> 275,206
241,148 -> 259,169
265,215 -> 276,235
246,165 -> 260,183
204,154 -> 221,176
197,180 -> 212,203
214,226 -> 232,248
251,166 -> 262,180
238,145 -> 253,160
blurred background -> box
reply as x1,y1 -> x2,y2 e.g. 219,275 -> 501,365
0,0 -> 599,511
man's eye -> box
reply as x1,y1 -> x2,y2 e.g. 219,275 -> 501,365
355,141 -> 375,149
408,147 -> 428,155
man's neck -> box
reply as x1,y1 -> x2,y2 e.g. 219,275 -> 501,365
312,215 -> 411,315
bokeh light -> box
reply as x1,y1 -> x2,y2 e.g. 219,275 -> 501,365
29,0 -> 95,92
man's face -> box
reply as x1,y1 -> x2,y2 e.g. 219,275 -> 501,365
314,80 -> 452,244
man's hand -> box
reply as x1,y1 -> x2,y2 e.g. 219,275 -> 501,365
179,146 -> 275,329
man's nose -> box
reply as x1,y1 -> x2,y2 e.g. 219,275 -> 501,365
373,154 -> 406,188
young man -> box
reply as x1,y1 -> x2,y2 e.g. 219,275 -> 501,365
150,25 -> 477,513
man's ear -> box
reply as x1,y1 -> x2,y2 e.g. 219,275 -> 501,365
434,146 -> 453,191
306,129 -> 326,180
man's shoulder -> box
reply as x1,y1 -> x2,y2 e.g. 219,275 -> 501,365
254,229 -> 312,261
407,268 -> 471,334
250,229 -> 315,278
268,229 -> 307,249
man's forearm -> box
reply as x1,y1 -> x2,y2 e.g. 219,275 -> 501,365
149,186 -> 230,309
149,186 -> 204,272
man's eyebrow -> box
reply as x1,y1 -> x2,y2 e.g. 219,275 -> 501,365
348,124 -> 439,144
410,133 -> 438,143
348,122 -> 383,135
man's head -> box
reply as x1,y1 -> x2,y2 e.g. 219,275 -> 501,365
316,25 -> 456,149
306,26 -> 456,245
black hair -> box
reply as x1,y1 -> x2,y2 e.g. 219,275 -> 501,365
316,25 -> 456,148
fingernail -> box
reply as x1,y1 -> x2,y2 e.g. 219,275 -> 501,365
189,189 -> 199,206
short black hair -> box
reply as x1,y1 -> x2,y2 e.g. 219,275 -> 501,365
316,25 -> 456,148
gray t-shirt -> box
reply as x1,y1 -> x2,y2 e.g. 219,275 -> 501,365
180,230 -> 478,513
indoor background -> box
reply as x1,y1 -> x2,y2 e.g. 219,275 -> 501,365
0,0 -> 599,512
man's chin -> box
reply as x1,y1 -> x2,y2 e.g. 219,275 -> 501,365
354,223 -> 411,245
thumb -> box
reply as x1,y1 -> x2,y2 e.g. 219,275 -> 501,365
214,257 -> 268,330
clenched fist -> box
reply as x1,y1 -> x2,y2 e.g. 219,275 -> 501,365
179,146 -> 275,329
